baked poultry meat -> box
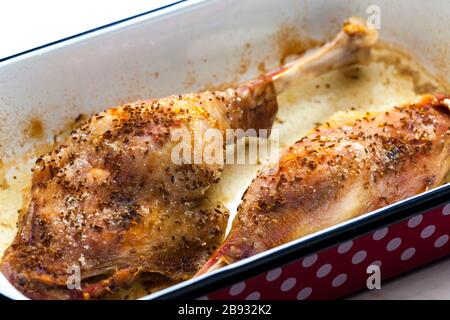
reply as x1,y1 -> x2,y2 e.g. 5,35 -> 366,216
0,17 -> 377,299
197,94 -> 450,274
0,81 -> 279,299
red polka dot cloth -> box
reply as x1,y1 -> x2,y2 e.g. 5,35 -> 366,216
200,203 -> 450,300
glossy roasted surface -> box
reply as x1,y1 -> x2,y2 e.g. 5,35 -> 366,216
0,79 -> 278,299
198,95 -> 450,274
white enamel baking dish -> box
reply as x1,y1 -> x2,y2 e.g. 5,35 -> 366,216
0,0 -> 449,300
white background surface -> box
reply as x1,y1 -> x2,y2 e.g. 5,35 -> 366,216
0,0 -> 449,300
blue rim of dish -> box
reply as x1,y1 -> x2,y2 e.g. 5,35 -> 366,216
148,183 -> 450,300
0,0 -> 191,63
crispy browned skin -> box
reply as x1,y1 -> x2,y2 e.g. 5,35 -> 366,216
197,94 -> 450,274
0,77 -> 277,300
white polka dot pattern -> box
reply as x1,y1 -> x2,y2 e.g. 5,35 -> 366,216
400,247 -> 416,261
386,237 -> 402,251
369,260 -> 382,268
337,240 -> 353,254
280,278 -> 296,292
316,264 -> 332,278
266,268 -> 282,282
302,254 -> 318,268
246,292 -> 261,300
408,214 -> 423,228
434,235 -> 449,248
296,287 -> 312,300
443,204 -> 450,216
214,203 -> 449,300
229,282 -> 246,296
332,274 -> 347,287
373,227 -> 388,241
420,225 -> 436,239
351,250 -> 367,264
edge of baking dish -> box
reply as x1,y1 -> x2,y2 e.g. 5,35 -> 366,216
0,0 -> 214,64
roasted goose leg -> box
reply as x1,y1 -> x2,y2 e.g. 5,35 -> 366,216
269,17 -> 377,92
0,18 -> 377,299
197,95 -> 450,275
